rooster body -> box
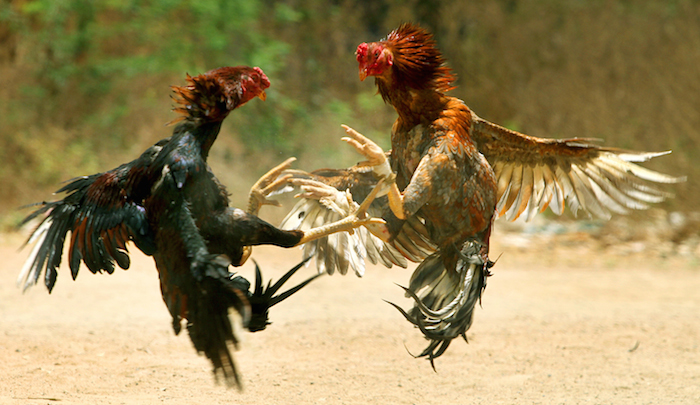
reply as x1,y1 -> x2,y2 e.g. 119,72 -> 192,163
389,96 -> 496,254
355,26 -> 499,361
18,66 -> 371,388
281,23 -> 684,365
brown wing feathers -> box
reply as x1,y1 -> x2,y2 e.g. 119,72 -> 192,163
472,114 -> 683,221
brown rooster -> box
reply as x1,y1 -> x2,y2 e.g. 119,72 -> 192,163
18,66 -> 382,389
279,23 -> 684,367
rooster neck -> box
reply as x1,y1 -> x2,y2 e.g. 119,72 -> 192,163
170,76 -> 241,126
197,121 -> 223,160
378,77 -> 447,130
174,121 -> 223,161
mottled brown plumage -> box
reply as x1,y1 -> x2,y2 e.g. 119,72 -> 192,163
281,23 -> 683,367
354,24 -> 497,364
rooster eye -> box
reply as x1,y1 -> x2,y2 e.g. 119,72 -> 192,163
374,50 -> 380,57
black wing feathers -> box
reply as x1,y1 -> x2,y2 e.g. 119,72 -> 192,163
18,142 -> 163,292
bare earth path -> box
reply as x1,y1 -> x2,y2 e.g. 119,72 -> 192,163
0,229 -> 698,404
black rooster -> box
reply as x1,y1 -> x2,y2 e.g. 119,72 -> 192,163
17,66 -> 380,389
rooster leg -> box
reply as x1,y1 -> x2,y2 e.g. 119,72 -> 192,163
341,124 -> 405,219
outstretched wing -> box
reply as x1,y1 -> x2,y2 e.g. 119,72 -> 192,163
279,166 -> 435,276
18,140 -> 166,292
470,112 -> 685,221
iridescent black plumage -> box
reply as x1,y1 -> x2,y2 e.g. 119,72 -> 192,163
19,66 -> 313,389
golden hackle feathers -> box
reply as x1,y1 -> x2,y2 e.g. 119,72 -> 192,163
383,23 -> 456,93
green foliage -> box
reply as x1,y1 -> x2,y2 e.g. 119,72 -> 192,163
7,0 -> 288,97
0,0 -> 298,210
0,0 -> 697,220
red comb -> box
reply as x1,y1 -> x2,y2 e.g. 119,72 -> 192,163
253,67 -> 270,90
356,43 -> 369,62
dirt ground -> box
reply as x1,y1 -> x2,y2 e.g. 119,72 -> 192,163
0,228 -> 698,405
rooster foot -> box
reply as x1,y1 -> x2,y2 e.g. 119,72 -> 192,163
340,124 -> 405,219
294,176 -> 390,244
247,157 -> 297,215
341,124 -> 389,168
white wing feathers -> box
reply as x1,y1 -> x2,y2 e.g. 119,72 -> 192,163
279,185 -> 435,276
493,150 -> 684,222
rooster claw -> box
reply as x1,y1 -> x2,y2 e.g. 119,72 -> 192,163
341,124 -> 405,219
290,178 -> 344,201
340,124 -> 388,167
247,157 -> 297,215
294,174 -> 389,245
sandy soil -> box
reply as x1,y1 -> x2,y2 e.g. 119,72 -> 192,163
0,229 -> 698,405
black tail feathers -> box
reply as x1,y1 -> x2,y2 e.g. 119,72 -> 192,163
388,240 -> 493,369
186,257 -> 319,390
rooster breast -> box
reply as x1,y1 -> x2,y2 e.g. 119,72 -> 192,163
390,101 -> 497,249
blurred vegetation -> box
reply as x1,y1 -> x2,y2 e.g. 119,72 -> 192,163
0,0 -> 698,228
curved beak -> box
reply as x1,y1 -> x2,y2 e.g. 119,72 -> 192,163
359,69 -> 367,81
258,90 -> 267,101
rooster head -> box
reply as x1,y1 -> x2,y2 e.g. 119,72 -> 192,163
211,66 -> 270,106
356,42 -> 394,81
170,66 -> 270,124
356,23 -> 455,93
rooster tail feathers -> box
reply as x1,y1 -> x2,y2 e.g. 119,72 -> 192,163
267,259 -> 319,308
251,257 -> 316,307
247,257 -> 319,333
186,270 -> 251,390
189,258 -> 319,388
390,241 -> 491,364
188,257 -> 319,390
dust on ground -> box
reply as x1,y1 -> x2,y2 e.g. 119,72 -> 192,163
0,223 -> 698,405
